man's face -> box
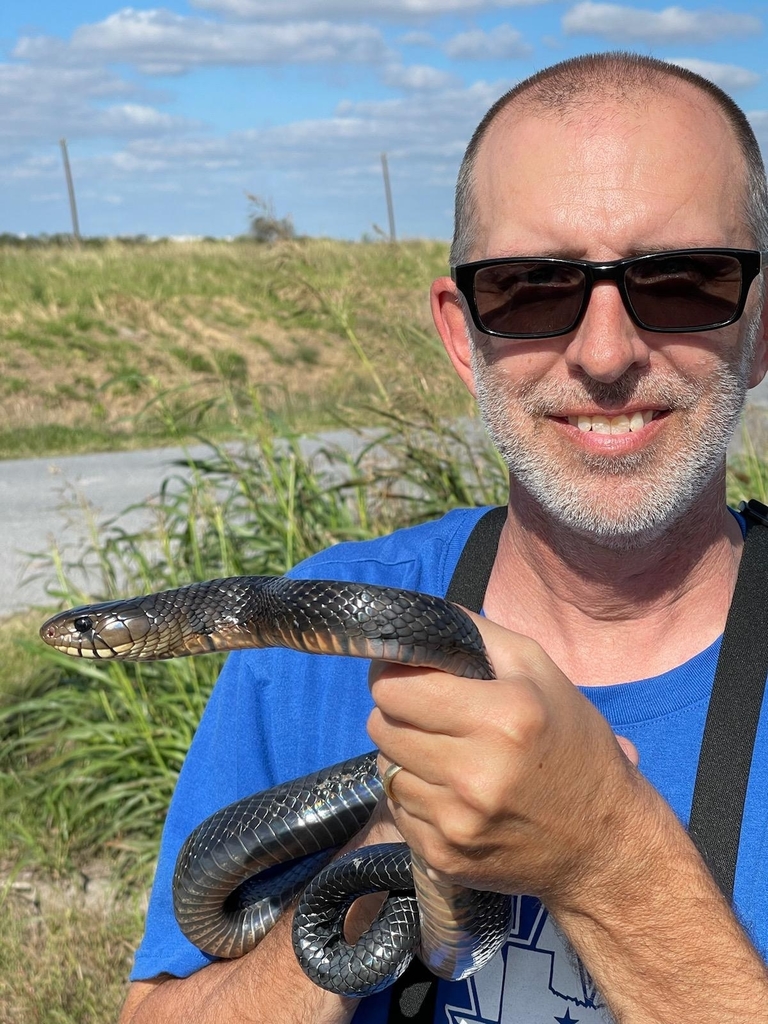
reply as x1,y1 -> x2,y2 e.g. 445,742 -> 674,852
458,88 -> 767,547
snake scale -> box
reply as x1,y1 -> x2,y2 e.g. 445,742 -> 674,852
40,576 -> 513,996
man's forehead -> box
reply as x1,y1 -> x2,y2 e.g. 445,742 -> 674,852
468,85 -> 747,254
475,84 -> 730,173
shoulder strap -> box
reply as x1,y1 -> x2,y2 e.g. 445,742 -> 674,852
387,506 -> 507,1024
444,505 -> 509,608
688,499 -> 768,901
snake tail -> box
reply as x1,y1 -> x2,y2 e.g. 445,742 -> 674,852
410,852 -> 513,980
293,843 -> 420,997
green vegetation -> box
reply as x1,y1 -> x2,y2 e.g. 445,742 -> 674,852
0,237 -> 467,458
0,895 -> 146,1024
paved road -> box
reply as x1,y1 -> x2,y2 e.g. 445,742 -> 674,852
3,385 -> 768,619
0,429 -> 379,618
1,445 -> 205,618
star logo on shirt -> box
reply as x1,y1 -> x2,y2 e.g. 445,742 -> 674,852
555,1011 -> 580,1024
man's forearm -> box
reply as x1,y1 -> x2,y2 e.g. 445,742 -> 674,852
549,776 -> 768,1023
119,909 -> 358,1024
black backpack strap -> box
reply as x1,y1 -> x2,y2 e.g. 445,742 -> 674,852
443,505 -> 509,609
688,499 -> 768,900
387,506 -> 507,1024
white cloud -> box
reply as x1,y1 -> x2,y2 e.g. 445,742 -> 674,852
79,190 -> 125,205
668,58 -> 761,92
191,0 -> 549,17
0,75 -> 515,235
98,104 -> 192,131
562,3 -> 762,44
5,155 -> 59,181
444,25 -> 532,59
104,137 -> 247,175
0,63 -> 133,107
15,9 -> 390,76
272,81 -> 507,162
0,62 -> 192,144
382,63 -> 458,90
93,79 -> 506,183
110,151 -> 171,173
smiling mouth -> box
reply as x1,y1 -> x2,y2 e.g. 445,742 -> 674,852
560,410 -> 667,435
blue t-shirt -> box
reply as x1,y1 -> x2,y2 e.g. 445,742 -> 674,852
132,506 -> 768,1023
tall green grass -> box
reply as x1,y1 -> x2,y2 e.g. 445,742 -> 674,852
727,427 -> 768,508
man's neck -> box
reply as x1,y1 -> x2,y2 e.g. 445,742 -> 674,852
483,481 -> 743,687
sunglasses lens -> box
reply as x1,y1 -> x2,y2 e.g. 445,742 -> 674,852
473,261 -> 586,336
625,253 -> 743,329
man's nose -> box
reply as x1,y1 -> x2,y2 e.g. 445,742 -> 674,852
564,281 -> 651,383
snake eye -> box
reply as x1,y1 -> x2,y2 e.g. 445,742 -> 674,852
73,616 -> 93,634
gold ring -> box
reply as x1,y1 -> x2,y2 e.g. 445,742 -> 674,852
381,762 -> 404,802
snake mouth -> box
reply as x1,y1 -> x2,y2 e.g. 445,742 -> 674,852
41,619 -> 123,659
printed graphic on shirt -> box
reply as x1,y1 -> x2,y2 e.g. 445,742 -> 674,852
441,896 -> 615,1024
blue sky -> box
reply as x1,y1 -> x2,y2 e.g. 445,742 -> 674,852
1,1 -> 766,240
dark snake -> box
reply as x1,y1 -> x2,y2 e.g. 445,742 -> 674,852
40,576 -> 513,996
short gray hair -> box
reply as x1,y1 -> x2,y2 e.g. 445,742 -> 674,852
450,51 -> 768,266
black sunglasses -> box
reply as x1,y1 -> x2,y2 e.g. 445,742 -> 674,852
451,248 -> 766,340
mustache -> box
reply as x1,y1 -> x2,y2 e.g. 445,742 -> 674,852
515,369 -> 710,416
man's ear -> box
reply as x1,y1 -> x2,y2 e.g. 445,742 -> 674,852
430,276 -> 477,398
747,297 -> 768,389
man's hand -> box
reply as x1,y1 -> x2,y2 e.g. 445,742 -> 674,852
368,610 -> 641,906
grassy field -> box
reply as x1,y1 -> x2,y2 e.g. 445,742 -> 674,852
0,238 -> 472,459
1,237 -> 766,1022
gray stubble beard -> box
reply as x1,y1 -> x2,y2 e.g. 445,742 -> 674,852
469,320 -> 760,550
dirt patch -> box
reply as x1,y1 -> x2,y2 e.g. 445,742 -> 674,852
5,862 -> 146,918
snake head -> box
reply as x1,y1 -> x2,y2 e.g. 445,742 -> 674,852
40,597 -> 154,659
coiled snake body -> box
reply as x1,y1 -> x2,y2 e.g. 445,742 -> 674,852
41,576 -> 512,996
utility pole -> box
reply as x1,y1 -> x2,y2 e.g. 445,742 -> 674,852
380,152 -> 396,243
59,138 -> 81,244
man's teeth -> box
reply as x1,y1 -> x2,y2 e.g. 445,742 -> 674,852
567,411 -> 656,434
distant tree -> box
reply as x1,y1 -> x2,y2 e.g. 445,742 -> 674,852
246,194 -> 295,243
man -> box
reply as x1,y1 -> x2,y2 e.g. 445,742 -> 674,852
120,51 -> 768,1023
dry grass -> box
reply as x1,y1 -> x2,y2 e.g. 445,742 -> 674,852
0,879 -> 144,1024
0,238 -> 465,457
